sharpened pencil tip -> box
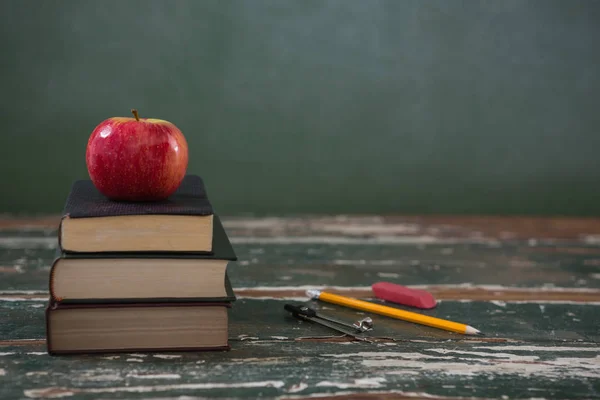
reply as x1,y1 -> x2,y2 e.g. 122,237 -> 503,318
465,326 -> 482,335
306,289 -> 321,299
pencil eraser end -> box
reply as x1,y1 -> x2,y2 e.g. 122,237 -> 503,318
372,282 -> 437,309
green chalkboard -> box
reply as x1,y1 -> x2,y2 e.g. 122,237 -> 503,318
1,0 -> 599,216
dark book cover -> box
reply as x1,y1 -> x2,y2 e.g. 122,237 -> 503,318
62,175 -> 213,219
50,273 -> 237,304
46,301 -> 232,355
50,215 -> 238,304
55,214 -> 236,261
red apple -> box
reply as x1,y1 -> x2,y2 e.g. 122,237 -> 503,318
86,109 -> 189,201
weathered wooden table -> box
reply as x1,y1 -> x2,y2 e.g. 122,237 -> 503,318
1,216 -> 599,399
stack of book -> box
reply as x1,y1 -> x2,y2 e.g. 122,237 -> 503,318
46,175 -> 237,355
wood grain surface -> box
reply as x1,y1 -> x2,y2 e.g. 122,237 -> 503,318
0,215 -> 599,399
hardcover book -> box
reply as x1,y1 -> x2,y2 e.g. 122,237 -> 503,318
59,175 -> 214,253
50,215 -> 236,303
46,302 -> 231,355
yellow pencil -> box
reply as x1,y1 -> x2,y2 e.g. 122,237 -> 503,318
307,290 -> 482,335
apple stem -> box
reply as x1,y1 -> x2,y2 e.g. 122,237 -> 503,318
131,109 -> 140,121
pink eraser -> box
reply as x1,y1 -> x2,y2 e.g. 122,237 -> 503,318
372,282 -> 437,309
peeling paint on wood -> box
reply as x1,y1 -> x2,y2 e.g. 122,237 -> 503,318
0,339 -> 45,348
4,285 -> 600,303
280,392 -> 484,400
220,215 -> 600,241
23,380 -> 287,398
0,216 -> 59,230
233,285 -> 600,303
1,215 -> 599,399
2,298 -> 599,344
1,341 -> 599,399
3,243 -> 600,292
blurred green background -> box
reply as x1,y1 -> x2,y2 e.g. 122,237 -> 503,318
1,0 -> 599,216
